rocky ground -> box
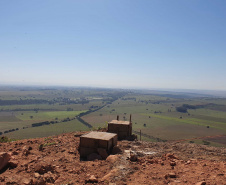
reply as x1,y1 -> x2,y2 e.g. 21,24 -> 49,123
0,131 -> 225,185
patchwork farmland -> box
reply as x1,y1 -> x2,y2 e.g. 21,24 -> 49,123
0,86 -> 226,147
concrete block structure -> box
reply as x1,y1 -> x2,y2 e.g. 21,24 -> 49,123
79,131 -> 117,158
108,115 -> 132,140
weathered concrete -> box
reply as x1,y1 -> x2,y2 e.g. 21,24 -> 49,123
79,131 -> 117,158
108,119 -> 132,140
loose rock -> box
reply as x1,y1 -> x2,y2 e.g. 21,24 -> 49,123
34,163 -> 55,174
106,155 -> 119,163
196,181 -> 206,185
0,152 -> 11,171
165,153 -> 179,160
22,178 -> 32,185
112,146 -> 122,154
170,161 -> 176,166
9,160 -> 18,168
87,153 -> 102,161
97,148 -> 108,159
86,175 -> 98,183
130,154 -> 138,162
168,173 -> 177,178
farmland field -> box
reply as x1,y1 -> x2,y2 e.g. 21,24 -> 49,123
0,86 -> 226,147
5,119 -> 90,139
16,110 -> 86,121
82,93 -> 226,145
0,110 -> 87,130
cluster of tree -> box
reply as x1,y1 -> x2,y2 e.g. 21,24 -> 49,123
89,105 -> 99,109
176,104 -> 204,113
121,97 -> 136,101
138,100 -> 149,105
31,120 -> 67,127
31,121 -> 51,127
62,117 -> 75,122
0,136 -> 11,143
182,104 -> 197,109
66,108 -> 74,111
154,94 -> 192,99
58,98 -> 89,105
176,106 -> 188,113
154,111 -> 162,113
79,105 -> 106,117
203,140 -> 210,145
108,92 -> 128,103
1,108 -> 52,112
0,97 -> 90,106
0,99 -> 49,106
1,128 -> 19,135
152,101 -> 161,104
137,100 -> 164,105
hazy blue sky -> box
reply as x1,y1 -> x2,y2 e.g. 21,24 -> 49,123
1,0 -> 226,90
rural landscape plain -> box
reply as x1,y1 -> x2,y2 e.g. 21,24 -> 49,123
1,86 -> 226,147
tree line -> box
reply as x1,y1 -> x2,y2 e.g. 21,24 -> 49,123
176,104 -> 206,113
0,98 -> 89,106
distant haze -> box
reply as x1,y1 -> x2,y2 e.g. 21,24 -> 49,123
1,1 -> 226,90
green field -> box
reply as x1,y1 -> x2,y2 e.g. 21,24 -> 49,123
0,86 -> 226,147
16,110 -> 87,121
5,119 -> 90,139
0,110 -> 87,131
82,93 -> 226,144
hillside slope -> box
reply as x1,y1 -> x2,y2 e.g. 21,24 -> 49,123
0,132 -> 225,185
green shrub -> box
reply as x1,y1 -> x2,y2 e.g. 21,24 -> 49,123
203,140 -> 210,145
0,136 -> 13,143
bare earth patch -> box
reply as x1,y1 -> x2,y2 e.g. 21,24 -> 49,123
0,132 -> 225,184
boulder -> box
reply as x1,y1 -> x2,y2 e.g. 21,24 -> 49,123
12,151 -> 18,155
34,173 -> 40,178
33,177 -> 46,185
87,153 -> 102,161
165,153 -> 179,160
0,152 -> 11,171
97,148 -> 108,159
34,163 -> 55,174
130,154 -> 138,162
112,146 -> 122,154
9,160 -> 18,168
43,172 -> 57,183
86,175 -> 98,183
22,146 -> 30,156
106,155 -> 119,163
170,161 -> 176,166
22,178 -> 32,185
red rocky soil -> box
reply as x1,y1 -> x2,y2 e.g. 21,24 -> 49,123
0,132 -> 225,185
